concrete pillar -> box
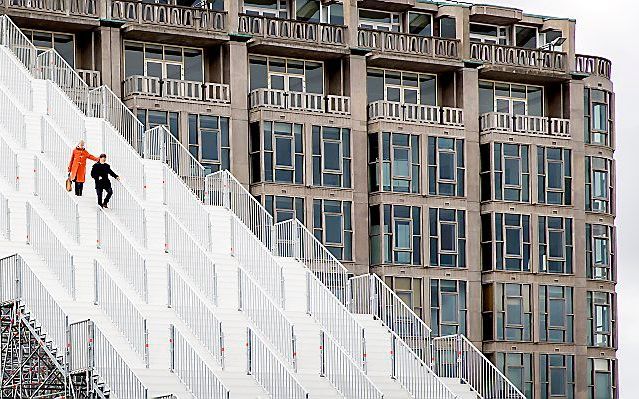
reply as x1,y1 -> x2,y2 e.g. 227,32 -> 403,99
228,38 -> 249,186
97,25 -> 122,97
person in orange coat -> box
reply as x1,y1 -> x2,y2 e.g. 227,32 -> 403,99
68,140 -> 99,196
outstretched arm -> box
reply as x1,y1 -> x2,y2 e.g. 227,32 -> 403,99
87,151 -> 99,162
108,166 -> 119,179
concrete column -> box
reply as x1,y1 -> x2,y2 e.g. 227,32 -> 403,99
345,0 -> 359,49
97,25 -> 122,97
227,38 -> 249,186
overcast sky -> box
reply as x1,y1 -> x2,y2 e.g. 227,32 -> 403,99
463,0 -> 636,396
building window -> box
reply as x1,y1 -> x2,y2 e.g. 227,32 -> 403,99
494,353 -> 533,399
479,80 -> 543,116
408,12 -> 433,36
264,195 -> 304,223
584,88 -> 612,146
295,0 -> 343,24
540,354 -> 575,399
539,216 -> 573,274
369,205 -> 421,265
483,283 -> 532,342
385,276 -> 423,319
358,9 -> 401,31
367,68 -> 436,105
428,208 -> 465,268
430,279 -> 466,337
481,213 -> 530,272
368,132 -> 420,193
585,156 -> 613,213
427,137 -> 465,197
537,147 -> 572,205
187,115 -> 229,174
243,0 -> 288,18
249,121 -> 304,184
480,143 -> 530,202
514,25 -> 538,48
470,23 -> 508,44
586,224 -> 615,281
249,56 -> 324,95
312,126 -> 351,188
436,17 -> 456,39
588,358 -> 616,399
313,200 -> 352,261
539,285 -> 573,343
136,109 -> 180,138
23,30 -> 75,67
124,41 -> 203,82
587,291 -> 615,348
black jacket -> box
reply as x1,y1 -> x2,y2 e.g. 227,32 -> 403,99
91,162 -> 119,189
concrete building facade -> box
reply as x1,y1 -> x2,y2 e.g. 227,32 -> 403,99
0,0 -> 617,397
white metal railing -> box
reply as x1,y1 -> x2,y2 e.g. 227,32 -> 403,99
68,319 -> 92,372
0,254 -> 69,359
320,330 -> 382,399
97,209 -> 148,302
167,264 -> 224,367
100,119 -> 146,200
274,218 -> 349,306
0,45 -> 32,110
0,16 -> 38,74
238,267 -> 296,369
26,202 -> 76,299
0,135 -> 19,190
0,80 -> 27,147
433,334 -> 527,399
0,192 -> 9,239
94,259 -> 148,365
33,156 -> 81,243
232,215 -> 285,308
40,116 -> 73,176
206,170 -> 273,249
307,270 -> 365,368
392,331 -> 458,399
165,211 -> 217,305
46,80 -> 87,145
350,274 -> 432,363
105,178 -> 147,248
480,112 -> 571,138
247,327 -> 308,399
170,325 -> 231,399
35,49 -> 89,113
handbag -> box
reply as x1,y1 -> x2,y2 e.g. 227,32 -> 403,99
66,177 -> 73,192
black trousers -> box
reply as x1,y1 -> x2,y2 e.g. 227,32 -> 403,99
74,181 -> 84,196
96,186 -> 113,206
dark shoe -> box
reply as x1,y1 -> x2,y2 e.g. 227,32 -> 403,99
102,204 -> 109,209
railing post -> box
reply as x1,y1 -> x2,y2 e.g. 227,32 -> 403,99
319,330 -> 325,377
246,327 -> 252,375
390,334 -> 397,379
221,171 -> 229,209
369,274 -> 377,319
143,319 -> 149,368
456,334 -> 462,380
169,324 -> 175,372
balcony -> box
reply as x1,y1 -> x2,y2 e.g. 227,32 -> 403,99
109,0 -> 226,33
249,88 -> 350,115
479,112 -> 570,138
575,54 -> 612,79
123,75 -> 230,103
238,14 -> 347,51
358,29 -> 461,61
367,100 -> 463,127
470,42 -> 567,73
77,69 -> 100,88
0,0 -> 98,17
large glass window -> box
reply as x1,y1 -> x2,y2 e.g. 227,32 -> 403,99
408,12 -> 433,36
585,156 -> 613,213
588,291 -> 615,348
539,285 -> 573,343
264,195 -> 304,223
470,23 -> 508,44
187,115 -> 229,174
368,132 -> 420,193
494,353 -> 533,399
538,147 -> 572,205
539,216 -> 573,274
430,279 -> 466,336
584,88 -> 613,146
540,354 -> 575,399
367,69 -> 436,105
124,41 -> 203,81
243,0 -> 288,17
479,80 -> 543,116
515,25 -> 538,48
313,200 -> 352,261
480,143 -> 530,202
295,0 -> 343,24
429,208 -> 465,268
249,56 -> 324,94
586,224 -> 615,281
481,213 -> 530,272
370,205 -> 421,265
23,30 -> 75,67
358,9 -> 400,31
437,17 -> 456,39
427,137 -> 465,197
385,276 -> 423,319
483,283 -> 532,342
136,109 -> 179,138
588,358 -> 616,399
249,121 -> 304,184
312,126 -> 351,188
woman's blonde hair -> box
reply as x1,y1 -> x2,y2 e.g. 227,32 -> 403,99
77,140 -> 85,148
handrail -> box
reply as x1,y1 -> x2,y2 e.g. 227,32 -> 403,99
0,80 -> 28,147
46,80 -> 87,145
0,134 -> 19,190
0,191 -> 9,239
432,334 -> 527,399
0,16 -> 38,73
0,45 -> 33,110
247,327 -> 308,399
34,48 -> 89,113
40,116 -> 73,176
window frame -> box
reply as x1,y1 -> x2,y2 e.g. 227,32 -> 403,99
367,68 -> 438,106
123,40 -> 204,82
586,223 -> 615,281
249,56 -> 325,95
539,285 -> 574,343
187,114 -> 230,174
312,126 -> 351,188
430,279 -> 467,337
469,22 -> 509,44
429,208 -> 466,268
23,29 -> 76,67
358,8 -> 401,31
588,291 -> 615,348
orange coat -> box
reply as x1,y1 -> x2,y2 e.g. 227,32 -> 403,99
68,147 -> 98,183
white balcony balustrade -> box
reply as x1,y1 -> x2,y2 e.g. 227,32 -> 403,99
470,42 -> 567,72
575,54 -> 612,79
358,29 -> 460,60
109,0 -> 226,32
123,75 -> 230,104
239,13 -> 346,47
368,100 -> 464,127
480,112 -> 570,138
249,88 -> 350,115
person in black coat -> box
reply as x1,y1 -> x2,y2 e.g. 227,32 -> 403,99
91,154 -> 120,208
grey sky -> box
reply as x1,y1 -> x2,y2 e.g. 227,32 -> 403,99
463,0 -> 636,396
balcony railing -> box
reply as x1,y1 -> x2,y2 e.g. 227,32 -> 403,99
575,54 -> 612,79
76,68 -> 100,88
470,42 -> 567,72
123,75 -> 230,103
358,29 -> 460,60
367,100 -> 464,127
480,112 -> 570,138
1,0 -> 98,17
110,0 -> 226,32
238,14 -> 346,47
249,88 -> 350,115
